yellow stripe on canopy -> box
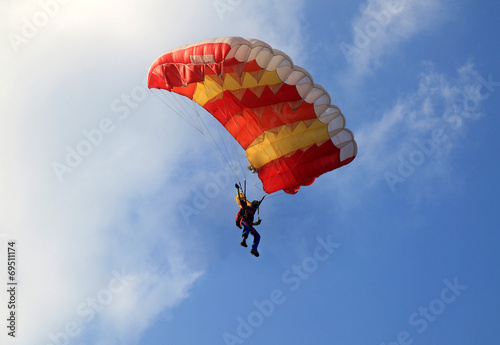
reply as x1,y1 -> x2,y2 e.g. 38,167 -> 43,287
245,119 -> 330,169
192,70 -> 283,106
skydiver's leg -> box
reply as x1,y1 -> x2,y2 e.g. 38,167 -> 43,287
250,227 -> 260,251
241,221 -> 250,247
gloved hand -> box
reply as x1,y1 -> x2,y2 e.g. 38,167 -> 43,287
235,183 -> 239,189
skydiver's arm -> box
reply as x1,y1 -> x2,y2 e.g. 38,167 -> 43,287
236,184 -> 247,206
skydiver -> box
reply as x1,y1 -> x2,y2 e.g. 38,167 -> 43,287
235,184 -> 262,257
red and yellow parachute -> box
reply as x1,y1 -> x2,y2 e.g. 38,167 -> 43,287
148,37 -> 357,194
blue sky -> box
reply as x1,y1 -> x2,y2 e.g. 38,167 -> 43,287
1,1 -> 499,344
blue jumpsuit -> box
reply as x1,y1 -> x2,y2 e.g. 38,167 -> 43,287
240,207 -> 261,251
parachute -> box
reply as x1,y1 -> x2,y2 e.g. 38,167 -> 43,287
148,37 -> 357,195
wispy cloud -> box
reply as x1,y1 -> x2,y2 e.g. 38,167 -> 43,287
338,61 -> 494,197
340,0 -> 447,80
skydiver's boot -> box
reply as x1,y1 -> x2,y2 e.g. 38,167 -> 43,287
250,249 -> 259,257
240,238 -> 247,247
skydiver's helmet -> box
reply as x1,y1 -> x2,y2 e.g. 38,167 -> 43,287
251,200 -> 260,209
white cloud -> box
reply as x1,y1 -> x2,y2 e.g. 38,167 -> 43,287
333,61 -> 490,200
0,1 -> 308,344
340,0 -> 447,80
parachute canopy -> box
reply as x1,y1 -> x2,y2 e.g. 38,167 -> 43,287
148,37 -> 357,194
